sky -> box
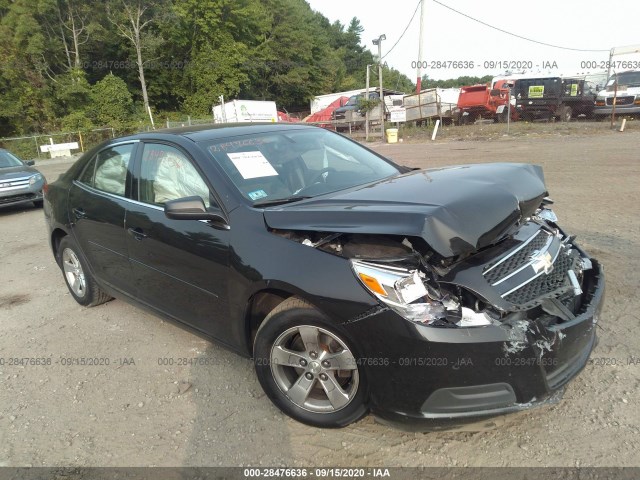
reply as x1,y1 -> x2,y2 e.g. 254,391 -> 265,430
306,0 -> 640,84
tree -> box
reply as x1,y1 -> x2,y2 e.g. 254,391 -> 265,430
421,75 -> 493,89
0,0 -> 411,136
172,0 -> 266,114
243,0 -> 342,110
107,0 -> 161,124
0,0 -> 57,134
89,73 -> 134,128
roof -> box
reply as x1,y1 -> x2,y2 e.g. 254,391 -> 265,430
134,123 -> 319,143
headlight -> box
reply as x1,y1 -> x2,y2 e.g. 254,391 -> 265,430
351,260 -> 446,324
351,260 -> 495,327
29,174 -> 42,186
537,207 -> 558,223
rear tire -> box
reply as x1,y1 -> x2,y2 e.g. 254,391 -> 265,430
58,236 -> 112,307
253,297 -> 368,428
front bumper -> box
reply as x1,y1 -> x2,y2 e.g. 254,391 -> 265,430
344,261 -> 604,427
0,187 -> 44,208
594,105 -> 640,115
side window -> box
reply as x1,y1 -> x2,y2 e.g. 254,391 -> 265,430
93,144 -> 134,196
77,155 -> 97,186
139,143 -> 211,208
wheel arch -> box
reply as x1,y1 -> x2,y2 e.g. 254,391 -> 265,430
244,288 -> 296,355
51,227 -> 69,266
243,287 -> 335,356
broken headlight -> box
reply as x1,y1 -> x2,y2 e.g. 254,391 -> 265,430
351,260 -> 496,327
351,260 -> 446,325
536,197 -> 558,223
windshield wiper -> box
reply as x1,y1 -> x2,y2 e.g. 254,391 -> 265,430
253,195 -> 312,207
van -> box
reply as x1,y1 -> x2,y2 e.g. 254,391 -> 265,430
594,70 -> 640,119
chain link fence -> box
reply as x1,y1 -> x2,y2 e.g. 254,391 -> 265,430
0,128 -> 115,161
165,117 -> 215,129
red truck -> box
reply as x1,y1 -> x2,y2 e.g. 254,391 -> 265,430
457,79 -> 516,124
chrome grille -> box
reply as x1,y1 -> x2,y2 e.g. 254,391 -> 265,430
482,225 -> 579,309
0,176 -> 31,192
606,96 -> 634,106
504,252 -> 572,306
483,230 -> 550,284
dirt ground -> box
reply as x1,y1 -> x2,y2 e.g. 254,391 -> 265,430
0,124 -> 639,468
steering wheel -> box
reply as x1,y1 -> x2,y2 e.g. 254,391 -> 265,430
308,167 -> 337,185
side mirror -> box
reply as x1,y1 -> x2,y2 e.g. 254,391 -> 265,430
25,160 -> 35,166
164,196 -> 230,229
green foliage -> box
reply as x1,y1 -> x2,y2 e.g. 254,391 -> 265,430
89,73 -> 134,128
0,0 -> 417,136
60,110 -> 95,131
422,75 -> 494,89
54,69 -> 92,115
357,97 -> 380,113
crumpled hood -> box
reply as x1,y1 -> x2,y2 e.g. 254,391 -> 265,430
263,163 -> 548,258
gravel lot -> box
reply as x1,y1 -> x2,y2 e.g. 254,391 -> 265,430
0,126 -> 638,467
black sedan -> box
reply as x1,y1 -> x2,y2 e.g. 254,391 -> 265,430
43,124 -> 604,428
0,148 -> 46,209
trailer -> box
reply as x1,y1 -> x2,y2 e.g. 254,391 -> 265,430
213,100 -> 278,124
403,88 -> 460,123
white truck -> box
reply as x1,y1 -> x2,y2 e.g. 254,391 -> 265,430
594,70 -> 640,119
213,100 -> 278,124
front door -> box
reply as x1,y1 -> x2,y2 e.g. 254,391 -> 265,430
125,142 -> 231,341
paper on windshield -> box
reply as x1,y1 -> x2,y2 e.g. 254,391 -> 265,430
227,151 -> 278,179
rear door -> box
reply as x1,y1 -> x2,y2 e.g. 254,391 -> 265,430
68,142 -> 137,293
125,141 -> 232,340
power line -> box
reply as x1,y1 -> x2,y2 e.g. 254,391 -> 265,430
381,0 -> 421,60
431,0 -> 609,53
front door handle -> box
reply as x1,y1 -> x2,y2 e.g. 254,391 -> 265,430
72,207 -> 87,219
127,227 -> 148,240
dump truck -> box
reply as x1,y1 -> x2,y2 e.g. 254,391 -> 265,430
514,77 -> 596,121
457,79 -> 516,124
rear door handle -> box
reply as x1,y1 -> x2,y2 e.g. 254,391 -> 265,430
127,227 -> 148,240
72,207 -> 87,219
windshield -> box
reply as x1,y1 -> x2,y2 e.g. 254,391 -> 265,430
607,71 -> 640,87
345,95 -> 359,106
0,150 -> 24,168
203,128 -> 399,204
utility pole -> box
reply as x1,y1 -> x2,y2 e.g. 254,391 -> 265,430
365,65 -> 371,141
373,34 -> 386,140
416,0 -> 426,94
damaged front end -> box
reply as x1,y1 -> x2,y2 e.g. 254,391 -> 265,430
271,202 -> 601,335
270,200 -> 604,422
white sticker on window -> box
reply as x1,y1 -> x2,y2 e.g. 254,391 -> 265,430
227,151 -> 278,179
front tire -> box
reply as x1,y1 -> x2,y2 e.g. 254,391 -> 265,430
58,236 -> 112,307
254,297 -> 368,428
558,105 -> 572,122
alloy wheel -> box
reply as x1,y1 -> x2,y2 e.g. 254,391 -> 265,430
270,325 -> 359,413
62,248 -> 86,298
